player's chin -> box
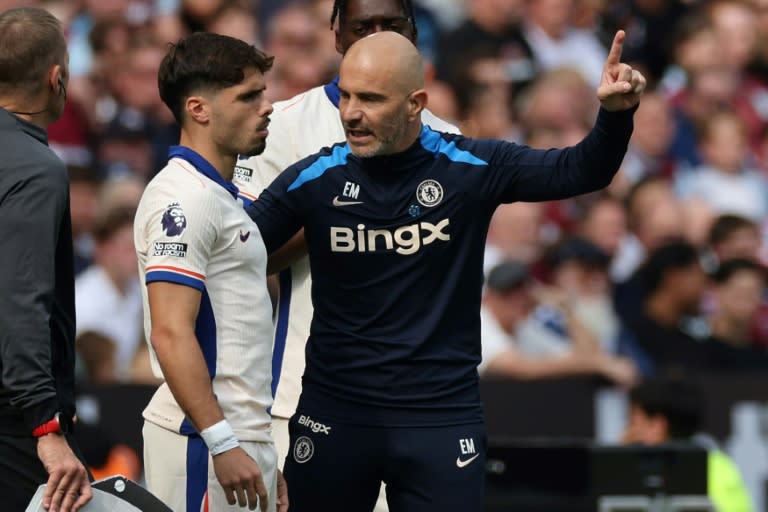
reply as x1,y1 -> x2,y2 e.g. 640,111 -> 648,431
240,139 -> 267,158
348,143 -> 383,159
347,137 -> 383,158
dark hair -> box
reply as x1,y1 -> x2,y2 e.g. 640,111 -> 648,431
158,32 -> 273,124
711,258 -> 766,285
630,376 -> 703,439
637,239 -> 700,295
92,206 -> 135,244
330,0 -> 418,36
623,175 -> 668,227
67,165 -> 104,186
486,260 -> 530,292
546,236 -> 611,271
0,7 -> 67,96
708,214 -> 758,246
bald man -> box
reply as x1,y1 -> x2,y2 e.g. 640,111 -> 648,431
247,31 -> 646,512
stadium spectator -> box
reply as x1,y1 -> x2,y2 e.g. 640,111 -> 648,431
67,164 -> 102,275
676,110 -> 768,222
617,240 -> 768,376
522,0 -> 607,87
612,176 -> 684,285
545,236 -> 621,349
623,376 -> 754,512
485,202 -> 550,273
611,91 -> 677,197
436,0 -> 535,86
708,259 -> 768,350
75,206 -> 142,380
707,214 -> 763,265
479,260 -> 637,385
578,194 -> 627,260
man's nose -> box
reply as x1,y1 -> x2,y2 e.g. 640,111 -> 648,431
341,99 -> 363,123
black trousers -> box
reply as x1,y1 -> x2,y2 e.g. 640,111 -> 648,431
0,433 -> 88,512
283,411 -> 487,512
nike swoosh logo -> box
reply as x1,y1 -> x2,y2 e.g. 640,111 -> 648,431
239,230 -> 250,242
332,196 -> 364,207
456,454 -> 480,468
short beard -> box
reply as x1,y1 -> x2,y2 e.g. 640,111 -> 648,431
351,106 -> 411,159
240,139 -> 267,158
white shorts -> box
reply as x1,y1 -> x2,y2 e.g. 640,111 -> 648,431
143,421 -> 278,512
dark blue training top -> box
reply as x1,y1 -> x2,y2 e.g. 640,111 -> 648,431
247,107 -> 634,427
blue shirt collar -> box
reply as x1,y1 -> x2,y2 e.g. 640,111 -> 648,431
168,145 -> 240,200
324,76 -> 340,108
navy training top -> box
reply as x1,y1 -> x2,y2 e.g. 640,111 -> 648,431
247,107 -> 634,426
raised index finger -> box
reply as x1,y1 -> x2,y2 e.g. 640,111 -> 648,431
606,30 -> 626,68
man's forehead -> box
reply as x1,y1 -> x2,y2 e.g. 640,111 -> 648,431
345,0 -> 407,21
234,67 -> 266,88
339,72 -> 389,94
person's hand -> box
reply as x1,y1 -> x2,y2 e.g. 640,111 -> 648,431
597,30 -> 647,112
531,284 -> 574,315
37,434 -> 92,512
597,355 -> 638,388
212,446 -> 269,511
276,469 -> 289,512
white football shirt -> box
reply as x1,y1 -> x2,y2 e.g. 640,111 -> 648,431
235,79 -> 460,419
135,146 -> 274,442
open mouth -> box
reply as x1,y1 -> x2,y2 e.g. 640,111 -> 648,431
347,129 -> 373,143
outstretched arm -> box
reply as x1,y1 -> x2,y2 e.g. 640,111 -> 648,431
485,31 -> 647,204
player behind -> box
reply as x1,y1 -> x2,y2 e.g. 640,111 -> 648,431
134,32 -> 286,511
247,31 -> 645,511
233,0 -> 459,469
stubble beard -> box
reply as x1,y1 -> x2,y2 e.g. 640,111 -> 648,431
351,106 -> 411,159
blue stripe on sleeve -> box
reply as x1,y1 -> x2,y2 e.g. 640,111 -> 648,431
287,144 -> 350,191
420,126 -> 488,166
270,268 -> 292,400
196,289 -> 217,378
146,271 -> 205,292
179,288 -> 217,436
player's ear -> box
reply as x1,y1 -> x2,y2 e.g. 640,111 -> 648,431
335,28 -> 344,55
185,95 -> 210,124
406,89 -> 427,121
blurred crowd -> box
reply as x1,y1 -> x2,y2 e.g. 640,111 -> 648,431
5,0 -> 768,445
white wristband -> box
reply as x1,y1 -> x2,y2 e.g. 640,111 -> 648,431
200,420 -> 239,456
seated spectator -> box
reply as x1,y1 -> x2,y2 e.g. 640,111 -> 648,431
545,236 -> 620,351
612,177 -> 685,325
75,330 -> 118,385
485,202 -> 550,273
611,176 -> 684,284
578,194 -> 627,260
96,173 -> 144,213
622,376 -> 754,512
676,110 -> 768,222
67,165 -> 102,275
617,240 -> 768,376
436,0 -> 534,87
522,0 -> 607,88
75,206 -> 143,380
479,261 -> 637,387
707,214 -> 763,266
709,259 -> 768,350
610,92 -> 677,198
